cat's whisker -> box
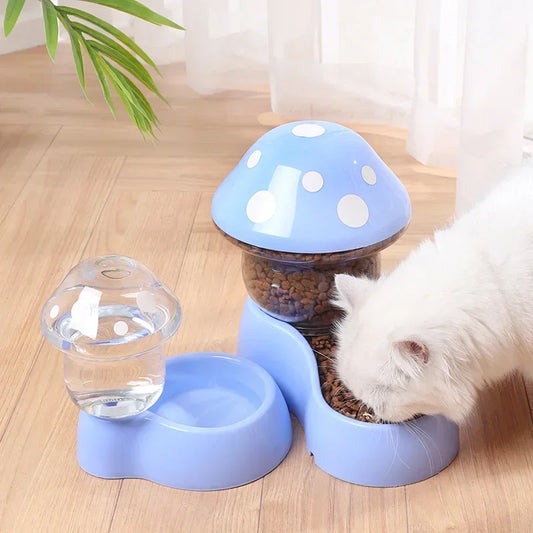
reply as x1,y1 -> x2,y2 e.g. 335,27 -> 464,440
407,420 -> 443,467
404,422 -> 433,471
382,426 -> 397,477
407,420 -> 431,441
391,425 -> 411,470
330,386 -> 344,403
405,420 -> 434,472
312,349 -> 334,362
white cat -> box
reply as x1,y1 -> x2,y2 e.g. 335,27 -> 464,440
333,166 -> 533,423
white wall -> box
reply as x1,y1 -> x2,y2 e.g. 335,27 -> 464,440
0,0 -> 45,55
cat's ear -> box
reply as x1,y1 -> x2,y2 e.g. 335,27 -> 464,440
393,336 -> 430,364
333,274 -> 374,313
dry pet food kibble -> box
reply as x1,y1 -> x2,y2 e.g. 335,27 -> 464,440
219,229 -> 407,335
242,253 -> 378,332
307,333 -> 378,422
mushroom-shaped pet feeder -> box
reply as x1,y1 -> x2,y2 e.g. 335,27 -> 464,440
213,121 -> 459,487
212,120 -> 410,334
41,255 -> 292,490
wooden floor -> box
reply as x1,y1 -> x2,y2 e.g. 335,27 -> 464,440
1,45 -> 533,533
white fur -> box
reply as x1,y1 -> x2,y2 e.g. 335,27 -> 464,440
333,166 -> 533,423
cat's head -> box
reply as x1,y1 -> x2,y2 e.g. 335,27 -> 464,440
332,273 -> 477,423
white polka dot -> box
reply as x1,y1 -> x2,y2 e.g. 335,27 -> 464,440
291,123 -> 325,138
247,150 -> 261,168
302,171 -> 323,192
362,165 -> 377,185
337,195 -> 369,228
114,320 -> 128,336
246,190 -> 276,223
50,305 -> 59,319
137,291 -> 157,314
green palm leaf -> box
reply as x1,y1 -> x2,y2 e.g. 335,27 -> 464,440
71,21 -> 165,101
56,12 -> 86,91
101,59 -> 156,138
92,41 -> 165,102
4,0 -> 26,36
42,0 -> 59,60
81,0 -> 184,29
3,0 -> 184,139
112,65 -> 160,125
81,38 -> 116,116
56,6 -> 160,73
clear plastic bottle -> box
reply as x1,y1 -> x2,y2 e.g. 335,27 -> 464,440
41,255 -> 181,419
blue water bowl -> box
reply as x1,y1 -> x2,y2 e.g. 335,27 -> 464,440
238,298 -> 459,487
77,352 -> 292,490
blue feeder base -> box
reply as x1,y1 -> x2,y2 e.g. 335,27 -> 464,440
237,298 -> 459,487
77,353 -> 292,491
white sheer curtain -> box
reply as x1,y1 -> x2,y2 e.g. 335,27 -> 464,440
95,0 -> 533,215
4,0 -> 532,215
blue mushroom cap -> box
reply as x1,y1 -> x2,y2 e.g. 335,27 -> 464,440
211,121 -> 411,254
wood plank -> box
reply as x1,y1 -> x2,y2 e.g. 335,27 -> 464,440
164,193 -> 246,356
258,419 -> 407,533
115,156 -> 236,192
0,124 -> 60,224
0,360 -> 119,533
1,46 -> 270,129
258,420 -> 335,533
111,477 -> 262,533
0,189 -> 200,532
406,376 -> 533,531
49,123 -> 270,159
0,155 -> 122,437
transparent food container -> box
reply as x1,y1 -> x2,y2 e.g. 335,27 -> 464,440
41,255 -> 181,419
221,231 -> 406,333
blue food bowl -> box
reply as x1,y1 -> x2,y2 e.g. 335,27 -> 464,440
77,353 -> 292,490
238,298 -> 459,487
